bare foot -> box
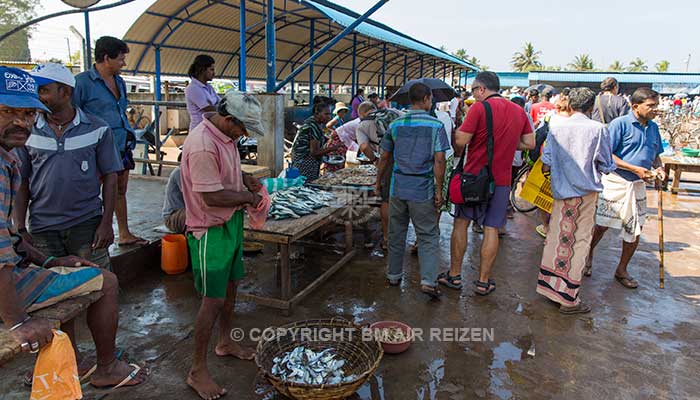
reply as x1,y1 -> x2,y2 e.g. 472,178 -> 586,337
214,342 -> 256,360
118,233 -> 149,246
187,368 -> 227,400
91,359 -> 147,388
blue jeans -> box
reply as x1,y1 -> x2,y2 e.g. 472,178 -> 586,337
386,197 -> 440,287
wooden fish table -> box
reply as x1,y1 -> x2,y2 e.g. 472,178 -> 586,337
661,155 -> 700,194
241,195 -> 356,315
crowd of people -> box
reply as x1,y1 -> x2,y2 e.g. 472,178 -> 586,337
0,32 -> 671,399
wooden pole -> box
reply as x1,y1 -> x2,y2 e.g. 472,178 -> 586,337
658,186 -> 665,289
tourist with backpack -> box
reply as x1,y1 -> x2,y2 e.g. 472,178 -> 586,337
446,72 -> 534,295
357,105 -> 404,251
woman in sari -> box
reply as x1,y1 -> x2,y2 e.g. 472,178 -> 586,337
291,103 -> 339,181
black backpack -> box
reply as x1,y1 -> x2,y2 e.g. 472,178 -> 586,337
528,116 -> 550,163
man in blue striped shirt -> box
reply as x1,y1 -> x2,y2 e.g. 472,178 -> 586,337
376,83 -> 449,298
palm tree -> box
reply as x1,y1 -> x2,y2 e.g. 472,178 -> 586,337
568,54 -> 594,71
511,42 -> 543,72
453,48 -> 468,60
655,60 -> 670,72
439,45 -> 448,53
466,56 -> 489,71
608,60 -> 625,71
628,58 -> 648,72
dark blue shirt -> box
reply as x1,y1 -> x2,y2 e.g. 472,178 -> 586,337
73,65 -> 134,155
608,113 -> 662,181
380,110 -> 450,202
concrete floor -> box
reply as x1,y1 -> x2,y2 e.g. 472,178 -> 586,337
2,175 -> 700,400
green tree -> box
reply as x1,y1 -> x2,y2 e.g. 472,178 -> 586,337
0,0 -> 41,61
439,45 -> 448,53
452,49 -> 489,70
628,58 -> 648,72
511,42 -> 543,72
568,54 -> 595,71
453,48 -> 467,60
608,60 -> 625,71
544,65 -> 564,71
655,60 -> 670,72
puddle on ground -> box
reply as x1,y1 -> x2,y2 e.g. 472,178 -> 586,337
489,342 -> 523,399
415,358 -> 445,399
354,374 -> 385,400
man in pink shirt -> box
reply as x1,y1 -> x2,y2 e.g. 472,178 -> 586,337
180,90 -> 265,400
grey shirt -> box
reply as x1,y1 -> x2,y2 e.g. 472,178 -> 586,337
591,93 -> 631,125
355,119 -> 380,158
162,167 -> 185,219
541,113 -> 617,200
17,109 -> 122,232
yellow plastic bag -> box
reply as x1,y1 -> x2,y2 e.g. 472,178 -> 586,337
31,329 -> 82,400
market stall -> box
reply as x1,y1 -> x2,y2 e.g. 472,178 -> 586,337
662,155 -> 700,194
241,188 -> 356,314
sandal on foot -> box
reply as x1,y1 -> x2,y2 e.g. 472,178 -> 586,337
420,285 -> 442,299
437,272 -> 463,289
583,264 -> 592,277
559,301 -> 592,315
473,279 -> 496,296
615,275 -> 638,289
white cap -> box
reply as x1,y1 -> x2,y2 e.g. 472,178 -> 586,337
220,90 -> 266,136
31,63 -> 76,88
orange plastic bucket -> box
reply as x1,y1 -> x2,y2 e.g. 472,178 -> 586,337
161,234 -> 188,275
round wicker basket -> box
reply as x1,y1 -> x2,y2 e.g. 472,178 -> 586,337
255,318 -> 383,400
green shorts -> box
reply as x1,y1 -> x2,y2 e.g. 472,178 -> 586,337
187,211 -> 245,298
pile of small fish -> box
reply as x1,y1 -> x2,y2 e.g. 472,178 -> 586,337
314,165 -> 377,186
268,186 -> 336,220
271,346 -> 357,385
375,327 -> 410,344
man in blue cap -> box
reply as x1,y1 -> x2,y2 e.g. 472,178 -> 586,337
0,67 -> 146,389
13,63 -> 122,270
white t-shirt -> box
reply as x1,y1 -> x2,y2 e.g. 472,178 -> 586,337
335,118 -> 361,152
449,97 -> 460,120
435,110 -> 454,159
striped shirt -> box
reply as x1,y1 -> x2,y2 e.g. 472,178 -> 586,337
380,110 -> 450,202
0,148 -> 22,269
16,108 -> 122,232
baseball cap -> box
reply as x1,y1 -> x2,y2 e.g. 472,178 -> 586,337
31,63 -> 76,88
221,90 -> 266,136
0,67 -> 50,112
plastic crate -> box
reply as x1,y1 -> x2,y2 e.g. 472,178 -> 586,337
519,158 -> 553,214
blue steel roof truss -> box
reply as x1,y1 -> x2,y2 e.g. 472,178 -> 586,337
123,0 -> 477,85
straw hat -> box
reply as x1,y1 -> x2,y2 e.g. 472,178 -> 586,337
334,102 -> 349,113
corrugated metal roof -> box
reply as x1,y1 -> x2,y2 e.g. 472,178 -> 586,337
121,0 -> 477,87
530,71 -> 700,85
464,72 -> 529,88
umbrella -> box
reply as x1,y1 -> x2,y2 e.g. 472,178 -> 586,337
526,84 -> 558,95
389,78 -> 457,105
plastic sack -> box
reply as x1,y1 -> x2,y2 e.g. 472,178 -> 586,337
261,176 -> 307,194
31,329 -> 82,400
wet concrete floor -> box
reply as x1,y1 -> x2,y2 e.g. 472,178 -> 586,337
2,177 -> 699,399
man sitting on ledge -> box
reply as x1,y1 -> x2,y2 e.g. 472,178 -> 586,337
0,67 -> 146,389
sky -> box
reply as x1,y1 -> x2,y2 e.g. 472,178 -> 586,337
28,0 -> 700,72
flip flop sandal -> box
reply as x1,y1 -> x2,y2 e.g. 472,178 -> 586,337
615,275 -> 639,289
23,348 -> 127,387
92,363 -> 146,390
559,301 -> 592,315
420,285 -> 442,299
583,265 -> 592,277
437,272 -> 463,290
473,279 -> 496,296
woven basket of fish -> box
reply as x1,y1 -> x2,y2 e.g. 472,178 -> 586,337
256,318 -> 383,399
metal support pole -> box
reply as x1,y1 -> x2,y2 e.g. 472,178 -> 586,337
239,0 -> 247,91
451,65 -> 455,87
443,63 -> 447,81
380,43 -> 386,98
274,0 -> 388,92
309,19 -> 315,105
265,0 -> 276,92
433,60 -> 436,77
328,68 -> 333,97
84,11 -> 92,68
290,62 -> 295,100
420,56 -> 424,78
351,33 -> 357,96
154,45 -> 161,165
403,53 -> 407,84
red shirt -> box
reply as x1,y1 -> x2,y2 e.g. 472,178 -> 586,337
459,97 -> 533,186
530,101 -> 556,126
